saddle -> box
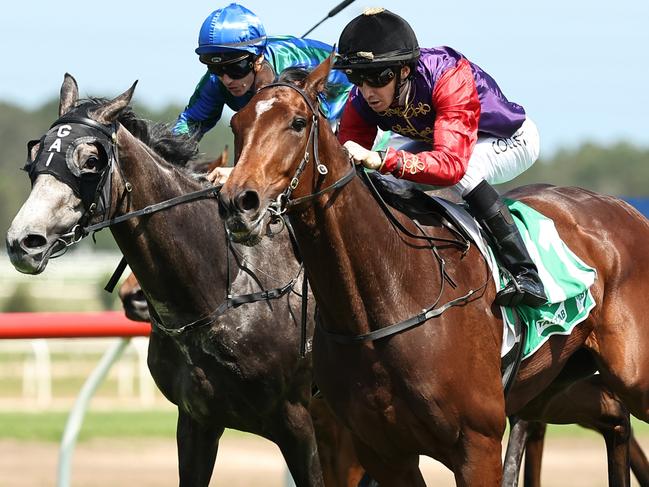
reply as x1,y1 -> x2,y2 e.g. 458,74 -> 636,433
360,170 -> 525,394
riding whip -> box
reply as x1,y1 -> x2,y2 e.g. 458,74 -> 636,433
301,0 -> 357,37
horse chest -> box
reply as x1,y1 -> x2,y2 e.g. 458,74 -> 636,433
149,331 -> 286,422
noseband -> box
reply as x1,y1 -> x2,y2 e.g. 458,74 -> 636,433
257,82 -> 356,218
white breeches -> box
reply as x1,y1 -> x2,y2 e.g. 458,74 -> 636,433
398,117 -> 541,197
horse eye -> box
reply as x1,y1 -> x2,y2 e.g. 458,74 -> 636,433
291,118 -> 307,132
85,156 -> 99,170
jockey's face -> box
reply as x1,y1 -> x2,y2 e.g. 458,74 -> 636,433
357,65 -> 410,113
221,71 -> 255,97
201,52 -> 262,97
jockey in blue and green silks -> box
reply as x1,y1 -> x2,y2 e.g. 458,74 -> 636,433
173,3 -> 351,143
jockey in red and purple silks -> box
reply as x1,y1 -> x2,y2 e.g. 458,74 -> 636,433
334,8 -> 547,308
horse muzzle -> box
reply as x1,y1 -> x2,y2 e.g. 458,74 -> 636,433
5,228 -> 57,274
218,187 -> 266,246
122,290 -> 150,322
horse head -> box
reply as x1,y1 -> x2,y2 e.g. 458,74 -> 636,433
118,272 -> 150,322
219,54 -> 350,244
6,73 -> 136,274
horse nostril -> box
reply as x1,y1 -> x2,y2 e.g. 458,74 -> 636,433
236,190 -> 260,213
22,234 -> 47,250
132,290 -> 146,304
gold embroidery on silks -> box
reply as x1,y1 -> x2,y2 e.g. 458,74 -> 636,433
391,125 -> 433,141
382,101 -> 431,118
398,151 -> 426,177
382,100 -> 434,142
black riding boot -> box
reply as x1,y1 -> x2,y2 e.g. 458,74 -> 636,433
464,181 -> 547,307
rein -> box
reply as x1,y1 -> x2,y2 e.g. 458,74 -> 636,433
319,170 -> 492,345
26,110 -> 309,343
151,222 -> 306,341
256,80 -> 490,345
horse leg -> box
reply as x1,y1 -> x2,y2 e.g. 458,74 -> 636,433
588,277 -> 649,424
522,421 -> 547,487
272,401 -> 325,487
502,416 -> 531,487
501,417 -> 547,487
351,439 -> 425,487
629,429 -> 649,487
176,409 -> 224,487
309,395 -> 366,486
520,374 -> 631,487
452,429 -> 504,487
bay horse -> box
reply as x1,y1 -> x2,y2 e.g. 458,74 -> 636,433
4,74 -> 364,487
504,375 -> 649,486
217,55 -> 649,486
117,271 -> 649,485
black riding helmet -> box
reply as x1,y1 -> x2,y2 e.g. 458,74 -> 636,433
333,8 -> 420,71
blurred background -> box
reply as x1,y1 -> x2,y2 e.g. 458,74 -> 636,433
0,1 -> 648,485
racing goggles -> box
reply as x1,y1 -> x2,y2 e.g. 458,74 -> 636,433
344,67 -> 396,88
200,53 -> 255,79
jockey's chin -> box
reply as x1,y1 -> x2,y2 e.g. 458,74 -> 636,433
225,84 -> 250,97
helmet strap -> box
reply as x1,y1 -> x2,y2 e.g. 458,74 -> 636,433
252,56 -> 272,92
393,65 -> 411,106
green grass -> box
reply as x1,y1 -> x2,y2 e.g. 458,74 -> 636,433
0,376 -> 141,397
0,410 -> 178,442
546,418 -> 649,438
0,410 -> 648,443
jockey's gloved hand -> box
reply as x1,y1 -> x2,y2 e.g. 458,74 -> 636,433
343,141 -> 384,171
207,166 -> 233,186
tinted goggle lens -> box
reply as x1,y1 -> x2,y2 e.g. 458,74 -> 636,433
201,56 -> 254,79
344,68 -> 396,88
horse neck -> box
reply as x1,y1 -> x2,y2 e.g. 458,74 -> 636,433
109,127 -> 229,323
290,126 -> 443,335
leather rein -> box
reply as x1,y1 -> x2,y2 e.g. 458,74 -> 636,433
257,81 -> 490,345
27,113 -> 306,341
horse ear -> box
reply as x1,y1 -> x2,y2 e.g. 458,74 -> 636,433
92,81 -> 138,124
304,51 -> 335,98
59,73 -> 79,117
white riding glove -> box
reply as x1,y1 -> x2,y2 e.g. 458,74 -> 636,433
343,141 -> 384,171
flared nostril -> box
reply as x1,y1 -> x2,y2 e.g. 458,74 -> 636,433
236,190 -> 260,213
22,234 -> 47,250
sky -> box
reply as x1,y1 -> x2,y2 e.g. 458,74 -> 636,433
1,0 -> 647,155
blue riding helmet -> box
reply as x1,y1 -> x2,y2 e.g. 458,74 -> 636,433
195,3 -> 267,56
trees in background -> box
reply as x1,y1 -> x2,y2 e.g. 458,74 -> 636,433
0,100 -> 234,251
1,99 -> 648,250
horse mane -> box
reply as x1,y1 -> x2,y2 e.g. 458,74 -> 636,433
78,98 -> 201,170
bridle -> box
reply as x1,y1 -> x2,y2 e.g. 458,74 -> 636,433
23,110 -> 220,259
23,109 -> 306,345
258,82 -> 357,219
249,81 -> 491,347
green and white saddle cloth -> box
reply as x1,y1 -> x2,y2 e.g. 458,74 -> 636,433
491,200 -> 597,360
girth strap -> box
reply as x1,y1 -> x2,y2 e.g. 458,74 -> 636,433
316,290 -> 476,345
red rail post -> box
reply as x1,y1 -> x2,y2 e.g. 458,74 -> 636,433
0,311 -> 150,339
